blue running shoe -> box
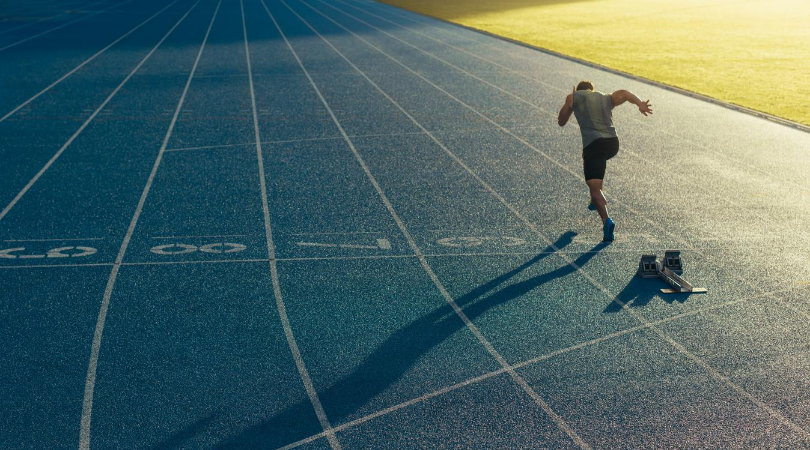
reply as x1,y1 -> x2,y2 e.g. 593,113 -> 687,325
587,202 -> 597,211
603,218 -> 615,241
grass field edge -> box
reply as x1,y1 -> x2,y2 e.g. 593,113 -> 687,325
373,0 -> 810,135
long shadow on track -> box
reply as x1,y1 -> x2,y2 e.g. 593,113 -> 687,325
155,231 -> 609,448
603,276 -> 691,314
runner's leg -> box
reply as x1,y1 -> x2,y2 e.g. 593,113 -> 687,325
586,178 -> 608,224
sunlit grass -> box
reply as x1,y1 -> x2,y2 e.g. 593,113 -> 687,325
379,0 -> 810,127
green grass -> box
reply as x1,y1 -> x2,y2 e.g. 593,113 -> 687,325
380,0 -> 810,127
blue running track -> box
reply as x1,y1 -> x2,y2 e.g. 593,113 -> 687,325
2,0 -> 810,448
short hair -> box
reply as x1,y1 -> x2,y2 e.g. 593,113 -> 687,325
576,80 -> 594,91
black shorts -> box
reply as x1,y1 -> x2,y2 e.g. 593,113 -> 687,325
582,137 -> 619,181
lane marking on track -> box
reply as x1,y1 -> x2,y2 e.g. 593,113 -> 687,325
289,231 -> 383,235
0,0 -> 179,124
0,262 -> 114,269
161,127 -> 546,153
310,2 -> 810,311
164,142 -> 256,152
78,2 -> 218,449
150,234 -> 248,239
316,0 -> 810,322
0,246 -> 98,259
4,237 -> 103,242
243,1 -> 342,448
297,238 -> 391,250
344,0 -> 810,137
276,282 -> 805,450
0,0 -> 186,223
149,242 -> 247,255
0,0 -> 136,52
334,0 -> 810,189
271,0 -> 589,447
436,236 -> 526,248
1,246 -> 797,269
285,0 -> 810,439
0,0 -> 109,37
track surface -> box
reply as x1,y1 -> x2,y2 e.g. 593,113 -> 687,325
2,0 -> 810,448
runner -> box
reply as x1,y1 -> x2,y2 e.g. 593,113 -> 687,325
557,80 -> 653,241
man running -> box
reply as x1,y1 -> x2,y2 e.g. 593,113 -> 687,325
557,80 -> 653,241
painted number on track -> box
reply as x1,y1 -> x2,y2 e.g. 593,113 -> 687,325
150,242 -> 247,255
436,236 -> 526,248
296,238 -> 392,250
0,246 -> 98,259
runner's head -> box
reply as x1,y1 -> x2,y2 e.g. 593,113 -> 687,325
576,81 -> 594,91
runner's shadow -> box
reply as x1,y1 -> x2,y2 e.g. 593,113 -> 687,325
158,231 -> 606,448
151,413 -> 218,450
604,275 -> 691,313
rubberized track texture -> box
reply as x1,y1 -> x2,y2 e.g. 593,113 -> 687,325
1,0 -> 809,448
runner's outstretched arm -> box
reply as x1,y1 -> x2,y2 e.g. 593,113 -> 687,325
558,86 -> 575,126
611,90 -> 653,115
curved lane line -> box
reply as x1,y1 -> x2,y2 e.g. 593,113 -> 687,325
315,0 -> 810,322
77,1 -> 217,448
275,284 -> 806,450
286,0 -> 810,440
271,0 -> 591,447
335,0 -> 810,190
245,0 -> 343,448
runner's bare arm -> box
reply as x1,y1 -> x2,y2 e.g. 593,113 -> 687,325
611,90 -> 653,116
558,87 -> 575,126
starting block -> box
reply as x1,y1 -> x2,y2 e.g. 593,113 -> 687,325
637,250 -> 707,294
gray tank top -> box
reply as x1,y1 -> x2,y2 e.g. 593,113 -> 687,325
572,90 -> 617,147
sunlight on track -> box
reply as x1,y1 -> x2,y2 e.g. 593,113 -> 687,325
379,0 -> 810,127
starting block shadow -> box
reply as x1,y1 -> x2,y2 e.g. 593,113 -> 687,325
604,276 -> 691,314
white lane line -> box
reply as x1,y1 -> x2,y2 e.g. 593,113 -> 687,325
271,0 -> 590,447
0,0 -> 188,223
0,0 -> 136,52
164,141 -> 256,152
0,257 -> 403,270
0,0 -> 109,37
0,259 -> 274,270
78,2 -> 217,448
334,0 -> 810,192
273,254 -> 410,262
241,1 -> 342,449
313,0 -> 810,294
330,0 -> 556,93
283,0 -> 810,440
164,136 -> 344,152
0,0 -> 178,124
150,234 -> 248,239
2,244 -> 788,270
288,231 -> 383,235
0,262 -> 114,269
163,133 -> 401,152
340,0 -> 498,49
276,283 -> 806,450
4,237 -> 104,242
123,258 -> 267,266
0,15 -> 65,36
161,126 -> 544,153
314,0 -> 553,113
322,0 -> 810,322
275,370 -> 511,450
